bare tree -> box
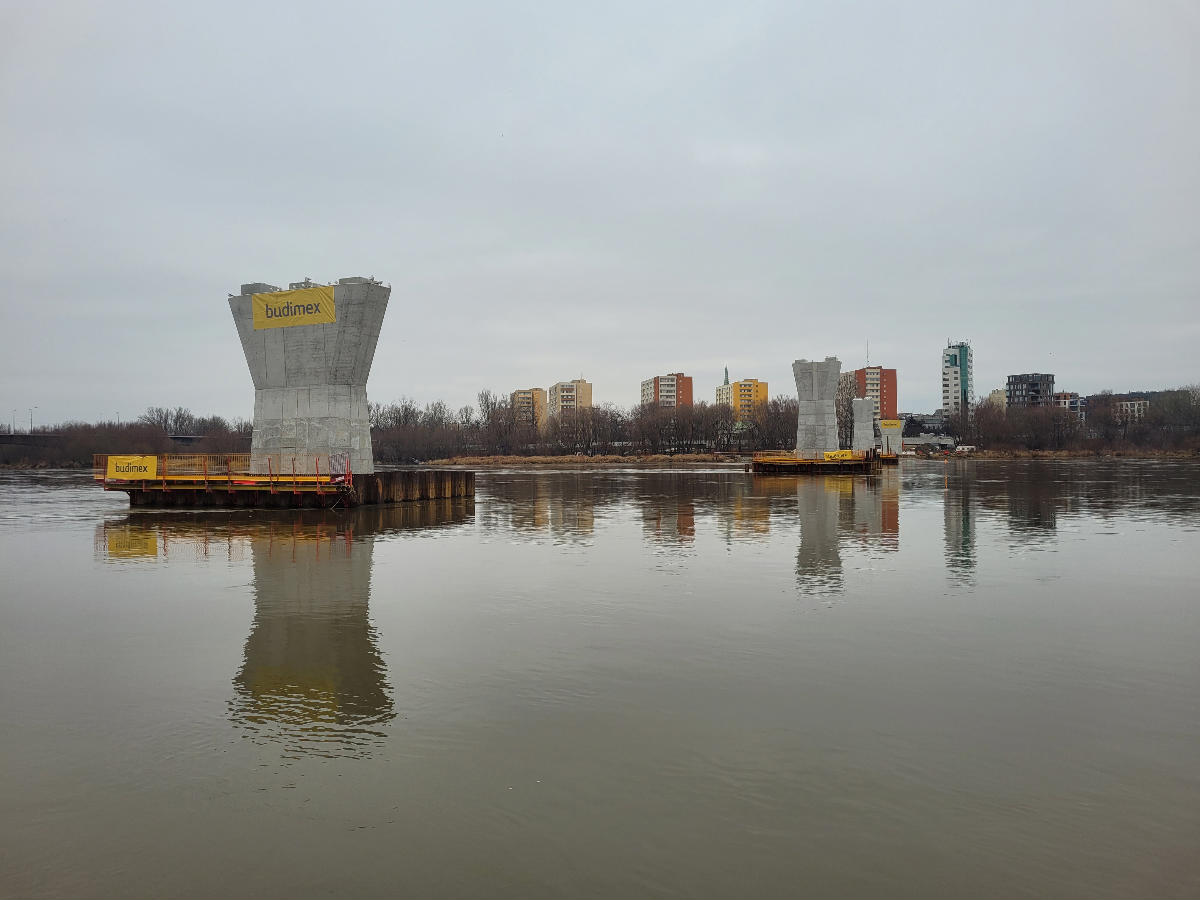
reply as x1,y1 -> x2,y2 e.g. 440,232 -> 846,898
835,373 -> 855,450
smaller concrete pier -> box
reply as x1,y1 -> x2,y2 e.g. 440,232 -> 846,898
750,451 -> 881,475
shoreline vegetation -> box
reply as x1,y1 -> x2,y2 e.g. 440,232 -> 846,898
3,387 -> 1197,470
421,448 -> 1198,467
423,453 -> 743,468
7,448 -> 1197,472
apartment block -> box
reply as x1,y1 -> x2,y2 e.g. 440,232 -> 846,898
941,341 -> 973,418
715,375 -> 767,421
548,379 -> 592,418
641,372 -> 693,408
1115,396 -> 1150,423
510,388 -> 547,428
1007,373 -> 1055,408
1053,391 -> 1086,421
852,366 -> 897,422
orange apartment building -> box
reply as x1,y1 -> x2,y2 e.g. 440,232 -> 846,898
640,373 -> 693,408
853,366 -> 897,422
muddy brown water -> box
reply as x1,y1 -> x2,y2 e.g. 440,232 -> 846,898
1,461 -> 1198,898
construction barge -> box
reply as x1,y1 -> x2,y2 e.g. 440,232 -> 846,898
95,453 -> 473,509
750,450 -> 883,475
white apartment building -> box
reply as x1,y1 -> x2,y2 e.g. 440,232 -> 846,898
941,341 -> 974,418
1115,398 -> 1149,423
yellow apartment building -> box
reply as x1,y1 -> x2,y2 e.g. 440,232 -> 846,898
510,388 -> 547,429
549,379 -> 593,417
715,374 -> 767,421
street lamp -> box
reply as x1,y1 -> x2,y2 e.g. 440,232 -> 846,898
29,406 -> 37,434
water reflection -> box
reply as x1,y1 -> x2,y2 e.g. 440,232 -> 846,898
793,472 -> 900,597
97,500 -> 473,758
640,475 -> 700,546
233,513 -> 390,759
944,475 -> 976,584
795,478 -> 845,596
478,473 -> 607,540
714,475 -> 791,540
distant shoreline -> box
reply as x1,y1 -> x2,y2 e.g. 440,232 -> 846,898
3,448 -> 1196,473
936,449 -> 1198,460
421,454 -> 747,468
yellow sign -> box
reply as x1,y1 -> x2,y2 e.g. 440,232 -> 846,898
252,285 -> 336,330
879,419 -> 903,429
106,455 -> 158,480
823,449 -> 855,461
106,527 -> 158,558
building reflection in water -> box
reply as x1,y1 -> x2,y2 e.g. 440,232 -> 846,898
642,488 -> 697,546
944,473 -> 976,585
965,462 -> 1062,536
712,475 -> 782,541
478,473 -> 604,541
1002,466 -> 1059,532
96,499 -> 472,758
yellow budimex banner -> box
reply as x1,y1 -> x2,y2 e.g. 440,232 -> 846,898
106,527 -> 158,558
823,449 -> 855,461
879,419 -> 903,429
106,455 -> 158,480
252,285 -> 336,330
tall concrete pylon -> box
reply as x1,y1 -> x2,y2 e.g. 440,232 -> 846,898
793,357 -> 841,459
229,277 -> 389,475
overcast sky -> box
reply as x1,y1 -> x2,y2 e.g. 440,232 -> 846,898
1,1 -> 1196,427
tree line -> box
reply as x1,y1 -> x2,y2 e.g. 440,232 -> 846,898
370,392 -> 801,461
0,397 -> 801,467
947,387 -> 1200,452
0,408 -> 251,467
6,385 -> 1196,468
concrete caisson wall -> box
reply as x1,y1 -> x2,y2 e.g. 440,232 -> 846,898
793,357 -> 841,459
879,420 -> 903,455
229,277 -> 389,474
851,397 -> 875,451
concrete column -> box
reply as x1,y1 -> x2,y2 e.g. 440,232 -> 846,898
229,277 -> 389,474
851,397 -> 875,451
793,357 -> 841,458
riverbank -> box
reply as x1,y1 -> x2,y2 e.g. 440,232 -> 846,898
6,448 -> 1197,472
950,448 -> 1199,460
424,453 -> 747,468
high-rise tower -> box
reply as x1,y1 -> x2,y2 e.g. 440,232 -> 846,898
941,341 -> 973,419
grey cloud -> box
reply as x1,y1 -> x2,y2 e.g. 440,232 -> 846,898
1,0 -> 1196,425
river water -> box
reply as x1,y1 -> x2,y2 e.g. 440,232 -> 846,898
1,461 -> 1198,898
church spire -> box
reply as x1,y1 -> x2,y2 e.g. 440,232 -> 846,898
723,366 -> 729,385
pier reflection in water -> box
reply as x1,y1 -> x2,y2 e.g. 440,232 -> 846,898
477,469 -> 905,599
792,471 -> 900,598
230,513 -> 389,760
97,500 -> 473,758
